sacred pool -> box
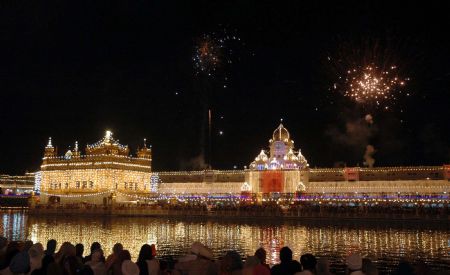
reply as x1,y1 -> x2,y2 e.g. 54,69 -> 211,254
1,211 -> 448,274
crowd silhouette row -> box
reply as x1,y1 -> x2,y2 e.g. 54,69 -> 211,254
0,237 -> 443,275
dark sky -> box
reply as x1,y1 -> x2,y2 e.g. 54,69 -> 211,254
1,1 -> 449,174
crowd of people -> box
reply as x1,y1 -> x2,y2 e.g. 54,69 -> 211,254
0,236 -> 443,275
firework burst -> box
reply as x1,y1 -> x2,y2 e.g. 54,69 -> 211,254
193,30 -> 241,78
339,65 -> 409,106
193,34 -> 222,76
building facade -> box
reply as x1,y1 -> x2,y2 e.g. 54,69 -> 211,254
158,124 -> 450,198
0,173 -> 35,195
39,131 -> 152,204
32,125 -> 450,204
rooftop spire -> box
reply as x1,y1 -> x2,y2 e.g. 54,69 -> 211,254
46,137 -> 53,148
105,130 -> 112,143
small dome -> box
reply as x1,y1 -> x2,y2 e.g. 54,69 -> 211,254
272,123 -> 290,141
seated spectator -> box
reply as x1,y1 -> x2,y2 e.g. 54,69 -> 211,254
295,253 -> 317,275
122,260 -> 140,275
220,250 -> 243,275
55,242 -> 76,265
112,250 -> 132,275
63,255 -> 82,275
84,242 -> 103,264
44,239 -> 57,257
0,241 -> 20,272
242,255 -> 269,275
136,244 -> 159,275
86,249 -> 106,275
270,247 -> 302,275
75,243 -> 84,264
254,248 -> 270,271
28,243 -> 44,274
105,243 -> 123,271
346,254 -> 364,275
174,242 -> 217,275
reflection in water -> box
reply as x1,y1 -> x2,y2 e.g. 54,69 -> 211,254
0,211 -> 449,273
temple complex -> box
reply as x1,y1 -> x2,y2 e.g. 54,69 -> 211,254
2,124 -> 446,204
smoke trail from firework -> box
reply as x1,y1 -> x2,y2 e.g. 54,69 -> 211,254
192,29 -> 242,168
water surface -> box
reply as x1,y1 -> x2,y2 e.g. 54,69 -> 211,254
1,211 -> 448,273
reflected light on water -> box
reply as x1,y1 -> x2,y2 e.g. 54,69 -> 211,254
0,211 -> 449,273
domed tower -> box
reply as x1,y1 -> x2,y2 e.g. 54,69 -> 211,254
269,124 -> 294,160
248,123 -> 308,171
137,138 -> 152,159
249,150 -> 269,170
44,137 -> 56,158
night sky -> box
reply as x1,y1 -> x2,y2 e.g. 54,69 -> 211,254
1,1 -> 449,174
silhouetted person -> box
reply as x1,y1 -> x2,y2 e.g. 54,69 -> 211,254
136,244 -> 159,275
45,239 -> 57,256
295,253 -> 317,275
84,242 -> 104,263
75,243 -> 84,263
270,247 -> 302,275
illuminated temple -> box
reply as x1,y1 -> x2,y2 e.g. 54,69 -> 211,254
32,125 -> 450,204
38,131 -> 152,204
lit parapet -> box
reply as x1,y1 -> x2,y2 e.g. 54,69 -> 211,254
86,130 -> 129,156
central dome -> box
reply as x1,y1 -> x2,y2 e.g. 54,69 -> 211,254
272,123 -> 290,141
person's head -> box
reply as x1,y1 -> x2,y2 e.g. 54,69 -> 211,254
113,243 -> 123,255
221,251 -> 243,272
118,250 -> 132,263
90,242 -> 101,254
254,248 -> 267,264
29,243 -> 44,260
58,242 -> 76,258
300,253 -> 317,271
9,250 -> 30,273
279,247 -> 293,263
91,249 -> 103,263
46,239 -> 57,255
4,241 -> 20,266
137,244 -> 153,262
75,243 -> 84,257
122,260 -> 140,275
346,254 -> 362,272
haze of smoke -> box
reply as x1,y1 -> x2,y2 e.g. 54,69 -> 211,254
365,114 -> 374,124
187,154 -> 207,170
363,144 -> 376,168
326,117 -> 374,147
